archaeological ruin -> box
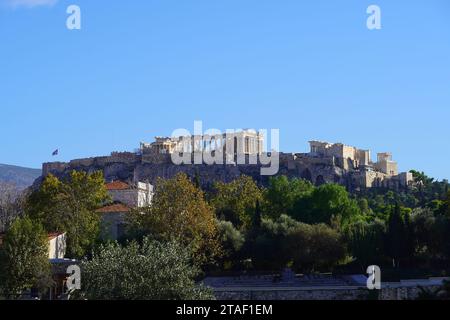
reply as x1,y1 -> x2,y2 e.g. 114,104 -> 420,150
41,131 -> 413,191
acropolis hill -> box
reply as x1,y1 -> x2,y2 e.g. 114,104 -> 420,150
42,131 -> 413,191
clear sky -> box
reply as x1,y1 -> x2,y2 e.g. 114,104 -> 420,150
0,0 -> 449,180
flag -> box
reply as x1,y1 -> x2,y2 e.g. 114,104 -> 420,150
52,149 -> 59,156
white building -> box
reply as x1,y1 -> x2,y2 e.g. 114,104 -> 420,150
105,180 -> 153,207
48,233 -> 67,260
97,180 -> 154,240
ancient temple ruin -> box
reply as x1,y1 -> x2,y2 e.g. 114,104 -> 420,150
41,133 -> 413,191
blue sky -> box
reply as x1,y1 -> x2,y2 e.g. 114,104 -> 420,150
0,0 -> 449,180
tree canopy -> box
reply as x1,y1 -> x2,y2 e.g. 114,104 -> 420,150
211,175 -> 263,230
78,238 -> 213,300
0,217 -> 52,299
292,183 -> 362,227
127,173 -> 221,266
26,171 -> 109,258
248,214 -> 346,272
263,176 -> 313,218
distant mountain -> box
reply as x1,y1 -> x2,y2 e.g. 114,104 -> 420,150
0,163 -> 41,190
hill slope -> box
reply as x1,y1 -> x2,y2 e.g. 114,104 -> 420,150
0,163 -> 41,190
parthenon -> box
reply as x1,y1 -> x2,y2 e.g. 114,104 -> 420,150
42,133 -> 414,191
140,130 -> 265,156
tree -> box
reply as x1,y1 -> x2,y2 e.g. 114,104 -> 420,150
211,175 -> 263,230
300,224 -> 346,272
263,176 -> 313,218
27,171 -> 109,258
127,173 -> 221,266
292,184 -> 362,227
410,207 -> 435,256
445,191 -> 450,217
78,238 -> 214,300
0,217 -> 52,299
410,208 -> 450,260
344,219 -> 386,267
410,170 -> 434,186
194,170 -> 201,189
427,199 -> 445,215
409,170 -> 449,207
384,203 -> 414,268
357,198 -> 372,216
248,215 -> 346,272
252,199 -> 262,230
0,182 -> 24,233
216,220 -> 245,269
248,215 -> 301,270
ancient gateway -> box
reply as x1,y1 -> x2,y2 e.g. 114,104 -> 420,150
42,131 -> 413,191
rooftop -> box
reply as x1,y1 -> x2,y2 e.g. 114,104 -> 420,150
105,181 -> 130,191
48,232 -> 65,240
96,203 -> 131,213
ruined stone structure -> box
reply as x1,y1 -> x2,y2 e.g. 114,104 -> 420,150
41,134 -> 413,191
299,141 -> 412,189
143,131 -> 264,156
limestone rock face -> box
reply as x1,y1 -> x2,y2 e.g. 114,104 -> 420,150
39,153 -> 352,191
38,144 -> 412,191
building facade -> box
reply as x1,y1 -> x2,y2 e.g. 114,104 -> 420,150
96,180 -> 154,240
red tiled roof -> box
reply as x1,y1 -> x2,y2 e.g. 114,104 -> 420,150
105,181 -> 130,191
48,232 -> 65,240
96,203 -> 131,213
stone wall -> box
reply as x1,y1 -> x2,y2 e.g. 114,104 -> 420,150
213,287 -> 370,300
213,285 -> 443,300
42,162 -> 69,176
40,146 -> 409,191
41,155 -> 349,191
379,286 -> 441,300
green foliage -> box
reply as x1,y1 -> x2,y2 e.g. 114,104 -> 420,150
211,175 -> 263,230
357,198 -> 372,216
290,223 -> 346,272
426,200 -> 445,215
261,176 -> 362,227
248,215 -> 298,270
408,170 -> 449,206
385,204 -> 415,268
410,170 -> 435,185
344,219 -> 386,266
292,183 -> 362,227
17,170 -> 450,276
216,220 -> 245,269
0,217 -> 52,299
410,209 -> 450,260
26,171 -> 109,258
249,215 -> 346,272
252,200 -> 262,230
127,173 -> 221,266
446,191 -> 450,217
355,172 -> 449,217
78,238 -> 214,300
263,176 -> 313,218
